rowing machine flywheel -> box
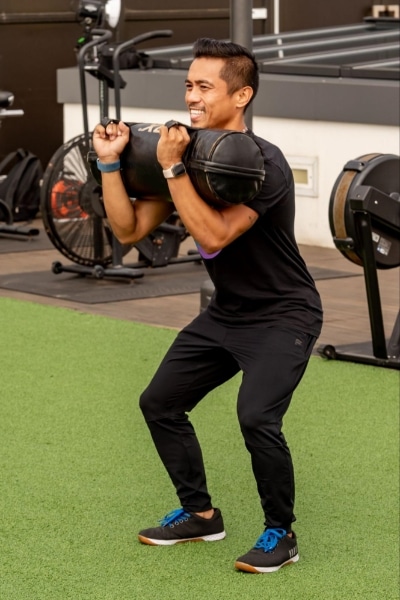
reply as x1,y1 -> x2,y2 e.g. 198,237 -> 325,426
329,153 -> 400,269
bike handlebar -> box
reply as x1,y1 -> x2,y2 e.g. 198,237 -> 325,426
112,29 -> 173,119
77,27 -> 174,140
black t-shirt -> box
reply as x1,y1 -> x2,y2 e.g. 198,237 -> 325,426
202,131 -> 323,336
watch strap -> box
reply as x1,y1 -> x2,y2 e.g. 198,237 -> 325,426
96,158 -> 121,173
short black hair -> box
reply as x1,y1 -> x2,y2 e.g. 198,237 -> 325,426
192,37 -> 259,110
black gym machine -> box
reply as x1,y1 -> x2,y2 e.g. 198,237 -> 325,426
40,4 -> 201,280
319,153 -> 400,370
0,92 -> 40,239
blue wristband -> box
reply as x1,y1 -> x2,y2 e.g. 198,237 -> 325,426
96,158 -> 121,173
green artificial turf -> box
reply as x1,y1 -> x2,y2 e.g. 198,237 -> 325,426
0,297 -> 398,599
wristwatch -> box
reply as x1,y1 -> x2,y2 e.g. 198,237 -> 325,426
163,162 -> 187,179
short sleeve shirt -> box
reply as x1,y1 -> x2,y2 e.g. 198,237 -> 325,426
202,131 -> 323,337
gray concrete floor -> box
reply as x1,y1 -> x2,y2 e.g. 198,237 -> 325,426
0,219 -> 398,362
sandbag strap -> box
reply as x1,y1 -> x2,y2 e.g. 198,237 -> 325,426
189,158 -> 265,181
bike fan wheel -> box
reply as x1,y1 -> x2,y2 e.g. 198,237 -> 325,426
40,133 -> 132,267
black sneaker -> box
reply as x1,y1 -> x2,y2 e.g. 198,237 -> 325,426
235,528 -> 299,573
138,508 -> 226,546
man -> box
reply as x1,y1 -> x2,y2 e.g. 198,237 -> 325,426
92,37 -> 323,574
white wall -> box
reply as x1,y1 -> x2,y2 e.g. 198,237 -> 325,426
253,117 -> 399,247
63,103 -> 399,248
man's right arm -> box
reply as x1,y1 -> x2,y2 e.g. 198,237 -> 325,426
92,121 -> 175,245
100,169 -> 174,245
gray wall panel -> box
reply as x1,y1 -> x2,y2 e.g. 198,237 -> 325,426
58,67 -> 400,127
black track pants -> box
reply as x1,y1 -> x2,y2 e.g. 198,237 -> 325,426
139,310 -> 316,531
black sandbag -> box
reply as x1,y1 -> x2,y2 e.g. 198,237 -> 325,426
93,122 -> 266,207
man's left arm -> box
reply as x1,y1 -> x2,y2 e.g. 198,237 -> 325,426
157,124 -> 259,254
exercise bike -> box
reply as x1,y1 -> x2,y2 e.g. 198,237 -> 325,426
40,18 -> 201,280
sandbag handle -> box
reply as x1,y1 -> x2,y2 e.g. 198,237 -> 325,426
165,120 -> 181,130
165,120 -> 198,135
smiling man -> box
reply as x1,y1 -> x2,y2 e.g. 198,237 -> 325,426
92,37 -> 323,574
185,52 -> 252,130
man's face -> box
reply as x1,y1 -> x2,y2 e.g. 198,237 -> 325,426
185,57 -> 241,130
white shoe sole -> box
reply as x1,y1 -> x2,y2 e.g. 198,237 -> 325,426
138,530 -> 226,546
235,553 -> 299,573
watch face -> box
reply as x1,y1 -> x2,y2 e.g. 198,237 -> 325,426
172,163 -> 186,176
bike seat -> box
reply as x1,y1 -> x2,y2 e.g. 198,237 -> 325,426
0,91 -> 14,109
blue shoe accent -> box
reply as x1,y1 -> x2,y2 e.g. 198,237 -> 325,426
254,528 -> 287,552
235,529 -> 298,572
159,508 -> 192,527
139,508 -> 226,545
